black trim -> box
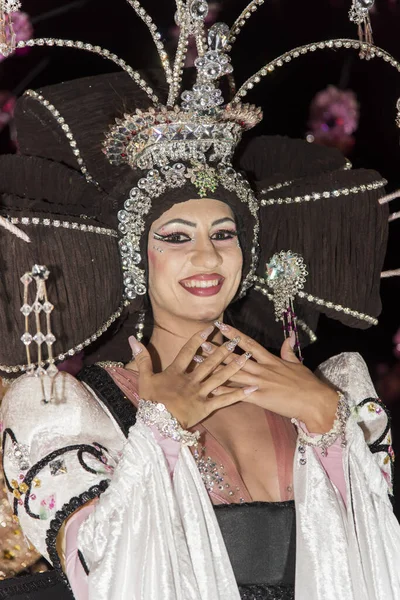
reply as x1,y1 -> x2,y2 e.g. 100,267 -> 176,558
0,570 -> 74,599
1,428 -> 20,493
78,365 -> 137,437
357,397 -> 392,449
78,550 -> 90,576
357,397 -> 394,496
22,444 -> 107,520
238,584 -> 294,599
45,480 -> 109,575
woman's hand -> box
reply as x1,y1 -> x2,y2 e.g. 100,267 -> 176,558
125,325 -> 257,429
210,322 -> 339,433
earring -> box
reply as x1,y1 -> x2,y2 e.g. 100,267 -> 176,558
153,245 -> 164,253
264,251 -> 308,360
135,311 -> 146,343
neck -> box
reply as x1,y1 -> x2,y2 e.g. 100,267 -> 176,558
148,312 -> 224,372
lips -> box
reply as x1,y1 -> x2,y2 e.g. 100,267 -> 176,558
179,273 -> 225,297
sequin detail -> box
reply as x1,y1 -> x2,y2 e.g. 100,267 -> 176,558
193,446 -> 225,492
238,584 -> 294,600
6,442 -> 30,471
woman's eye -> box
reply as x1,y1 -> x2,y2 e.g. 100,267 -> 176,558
211,230 -> 238,241
154,232 -> 191,244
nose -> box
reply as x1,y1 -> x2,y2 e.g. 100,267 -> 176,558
190,237 -> 223,270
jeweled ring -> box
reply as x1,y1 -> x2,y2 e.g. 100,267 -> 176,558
193,355 -> 205,364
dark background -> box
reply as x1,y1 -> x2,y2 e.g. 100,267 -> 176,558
2,0 -> 400,506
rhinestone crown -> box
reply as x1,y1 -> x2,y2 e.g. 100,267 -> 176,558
103,9 -> 263,171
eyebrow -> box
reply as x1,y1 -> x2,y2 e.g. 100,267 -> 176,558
158,217 -> 236,229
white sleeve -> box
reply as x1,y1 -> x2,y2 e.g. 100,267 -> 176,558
77,420 -> 240,600
0,372 -> 125,569
294,352 -> 400,600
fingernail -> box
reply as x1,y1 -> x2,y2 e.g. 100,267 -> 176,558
235,352 -> 252,366
289,330 -> 296,349
193,355 -> 205,364
244,385 -> 258,396
201,342 -> 213,353
129,335 -> 143,357
214,321 -> 230,332
226,336 -> 240,351
200,325 -> 214,340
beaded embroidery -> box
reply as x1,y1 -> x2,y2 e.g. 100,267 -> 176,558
193,445 -> 245,502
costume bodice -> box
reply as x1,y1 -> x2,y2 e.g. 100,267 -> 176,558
103,365 -> 297,505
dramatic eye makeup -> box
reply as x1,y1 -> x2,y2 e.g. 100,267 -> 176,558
153,217 -> 239,245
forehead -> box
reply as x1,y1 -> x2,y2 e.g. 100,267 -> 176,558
152,198 -> 234,228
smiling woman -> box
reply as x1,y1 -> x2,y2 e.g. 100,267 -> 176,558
0,1 -> 399,599
147,199 -> 243,334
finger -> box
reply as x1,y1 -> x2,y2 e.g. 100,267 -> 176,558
207,385 -> 259,413
191,336 -> 242,382
221,370 -> 257,386
200,341 -> 218,355
126,336 -> 153,376
201,351 -> 253,395
280,333 -> 300,364
172,325 -> 215,372
221,353 -> 261,375
214,321 -> 275,364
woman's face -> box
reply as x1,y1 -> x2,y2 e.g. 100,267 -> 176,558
147,198 -> 243,325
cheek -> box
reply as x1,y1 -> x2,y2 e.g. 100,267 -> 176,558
147,248 -> 164,272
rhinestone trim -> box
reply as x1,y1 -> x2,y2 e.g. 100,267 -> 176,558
0,303 -> 125,374
231,40 -> 400,105
16,38 -> 159,104
261,180 -> 292,194
253,278 -> 377,325
168,19 -> 189,106
254,277 -> 378,325
260,179 -> 386,206
126,0 -> 172,85
260,159 -> 353,195
118,164 -> 260,301
227,0 -> 265,51
6,216 -> 117,237
25,89 -> 98,187
253,284 -> 317,343
260,160 -> 352,196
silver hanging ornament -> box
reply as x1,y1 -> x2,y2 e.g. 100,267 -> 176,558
265,251 -> 308,359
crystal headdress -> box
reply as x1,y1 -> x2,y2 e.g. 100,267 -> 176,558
0,0 -> 396,374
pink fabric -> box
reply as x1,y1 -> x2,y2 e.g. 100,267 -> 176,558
312,439 -> 347,505
65,504 -> 94,600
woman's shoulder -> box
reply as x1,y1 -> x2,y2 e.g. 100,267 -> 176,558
0,370 -> 126,566
1,370 -> 125,448
316,351 -> 376,403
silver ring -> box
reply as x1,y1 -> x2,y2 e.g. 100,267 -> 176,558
193,355 -> 205,364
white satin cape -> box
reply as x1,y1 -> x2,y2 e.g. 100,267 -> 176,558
77,352 -> 400,600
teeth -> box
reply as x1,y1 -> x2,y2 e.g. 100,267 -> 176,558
182,279 -> 221,288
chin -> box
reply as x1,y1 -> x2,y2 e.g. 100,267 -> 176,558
177,294 -> 231,321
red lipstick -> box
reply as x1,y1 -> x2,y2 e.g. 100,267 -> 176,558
179,273 -> 225,297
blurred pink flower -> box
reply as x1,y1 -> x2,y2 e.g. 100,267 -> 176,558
307,85 -> 360,155
0,91 -> 16,128
393,328 -> 400,359
0,11 -> 33,61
